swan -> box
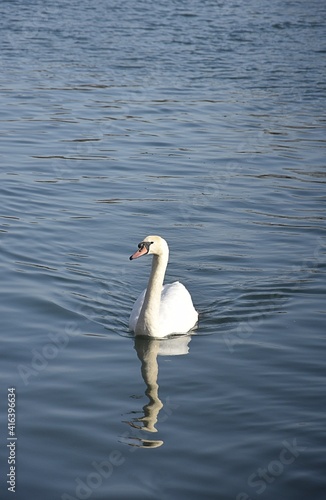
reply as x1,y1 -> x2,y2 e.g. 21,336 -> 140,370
129,235 -> 198,338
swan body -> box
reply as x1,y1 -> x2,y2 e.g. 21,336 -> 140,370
129,235 -> 198,338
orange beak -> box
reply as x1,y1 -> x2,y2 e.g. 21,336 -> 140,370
130,246 -> 148,260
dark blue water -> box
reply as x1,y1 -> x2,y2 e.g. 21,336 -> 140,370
1,0 -> 325,499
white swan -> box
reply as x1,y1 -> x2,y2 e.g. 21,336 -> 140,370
129,235 -> 198,338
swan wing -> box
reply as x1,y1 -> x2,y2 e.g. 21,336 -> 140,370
159,281 -> 198,336
129,282 -> 198,337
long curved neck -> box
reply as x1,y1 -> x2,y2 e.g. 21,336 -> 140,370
136,252 -> 168,337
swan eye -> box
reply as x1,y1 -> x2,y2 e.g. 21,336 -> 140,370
138,241 -> 153,253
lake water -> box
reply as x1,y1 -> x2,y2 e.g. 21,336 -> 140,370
0,0 -> 325,499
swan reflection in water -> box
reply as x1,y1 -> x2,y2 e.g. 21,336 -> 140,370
121,334 -> 192,448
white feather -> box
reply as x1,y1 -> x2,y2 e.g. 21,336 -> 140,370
129,235 -> 198,338
129,281 -> 198,337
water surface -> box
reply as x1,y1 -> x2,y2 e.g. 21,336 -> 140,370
0,0 -> 325,499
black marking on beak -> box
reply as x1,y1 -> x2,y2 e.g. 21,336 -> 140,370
129,241 -> 154,260
138,241 -> 153,253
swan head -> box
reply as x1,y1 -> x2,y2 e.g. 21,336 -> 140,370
129,235 -> 169,260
